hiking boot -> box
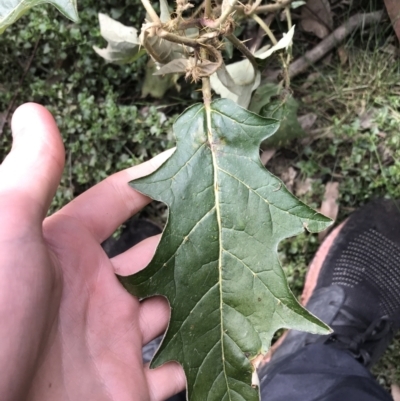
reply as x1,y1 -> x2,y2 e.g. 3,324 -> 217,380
261,198 -> 400,370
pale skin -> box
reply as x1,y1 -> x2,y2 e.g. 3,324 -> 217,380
0,103 -> 186,401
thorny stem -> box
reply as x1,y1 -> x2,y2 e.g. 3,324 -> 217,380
159,30 -> 200,47
252,14 -> 278,45
140,0 -> 161,23
210,0 -> 239,28
280,53 -> 290,89
244,0 -> 262,16
201,46 -> 212,108
226,34 -> 258,73
202,77 -> 212,108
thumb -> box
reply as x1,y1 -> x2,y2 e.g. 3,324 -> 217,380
0,103 -> 65,221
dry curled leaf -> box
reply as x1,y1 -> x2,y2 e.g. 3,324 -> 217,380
93,13 -> 144,64
210,28 -> 295,108
210,60 -> 261,108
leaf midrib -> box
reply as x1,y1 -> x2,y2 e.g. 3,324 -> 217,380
206,105 -> 233,401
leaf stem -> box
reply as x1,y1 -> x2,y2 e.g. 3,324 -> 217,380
252,14 -> 278,45
226,33 -> 258,73
141,0 -> 161,24
201,44 -> 212,108
202,77 -> 212,108
244,0 -> 262,16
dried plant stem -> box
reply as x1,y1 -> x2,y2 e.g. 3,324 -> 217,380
211,0 -> 239,28
141,0 -> 161,23
204,0 -> 212,19
249,0 -> 294,14
226,33 -> 258,72
288,11 -> 383,78
279,53 -> 290,89
159,30 -> 199,47
252,14 -> 278,44
201,45 -> 212,108
244,0 -> 262,15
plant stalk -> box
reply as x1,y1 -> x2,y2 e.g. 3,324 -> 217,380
202,77 -> 212,108
140,0 -> 161,23
226,34 -> 259,73
252,14 -> 278,45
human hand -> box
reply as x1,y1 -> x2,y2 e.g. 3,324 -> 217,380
0,103 -> 185,401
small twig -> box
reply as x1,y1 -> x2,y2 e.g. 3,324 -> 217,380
279,53 -> 290,89
288,11 -> 383,78
159,30 -> 200,47
0,36 -> 40,136
252,14 -> 278,44
250,13 -> 274,53
236,0 -> 294,15
226,33 -> 258,72
192,1 -> 205,18
265,11 -> 384,81
141,0 -> 161,23
200,46 -> 212,108
285,6 -> 292,30
244,0 -> 262,16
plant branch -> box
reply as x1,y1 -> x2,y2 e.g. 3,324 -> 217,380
141,0 -> 161,23
226,33 -> 258,72
159,30 -> 200,47
264,11 -> 384,81
202,77 -> 212,107
288,10 -> 383,78
252,14 -> 277,45
247,0 -> 295,15
0,36 -> 40,135
244,0 -> 262,16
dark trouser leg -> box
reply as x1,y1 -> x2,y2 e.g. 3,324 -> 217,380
259,343 -> 393,401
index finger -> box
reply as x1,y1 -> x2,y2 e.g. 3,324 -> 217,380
51,148 -> 175,243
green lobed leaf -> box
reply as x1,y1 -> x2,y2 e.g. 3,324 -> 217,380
249,83 -> 306,147
125,99 -> 332,401
0,0 -> 78,34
